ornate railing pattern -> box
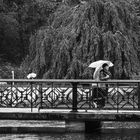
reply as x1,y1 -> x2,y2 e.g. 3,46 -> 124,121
0,79 -> 139,112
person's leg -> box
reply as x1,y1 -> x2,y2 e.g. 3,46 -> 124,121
99,88 -> 106,108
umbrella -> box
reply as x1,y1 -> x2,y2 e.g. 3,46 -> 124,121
89,60 -> 113,68
27,73 -> 37,79
89,60 -> 113,80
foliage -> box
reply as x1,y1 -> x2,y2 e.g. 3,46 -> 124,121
0,12 -> 20,63
23,0 -> 140,79
0,0 -> 61,79
0,0 -> 140,79
0,0 -> 60,64
0,62 -> 20,79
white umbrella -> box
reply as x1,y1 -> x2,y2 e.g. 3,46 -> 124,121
89,60 -> 113,80
93,67 -> 102,80
89,60 -> 113,68
27,73 -> 37,79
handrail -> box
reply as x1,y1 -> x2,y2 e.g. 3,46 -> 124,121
0,79 -> 140,83
0,79 -> 139,112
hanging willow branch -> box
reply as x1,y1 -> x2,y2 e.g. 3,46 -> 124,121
23,0 -> 140,79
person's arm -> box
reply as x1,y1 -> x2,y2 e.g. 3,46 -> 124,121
106,71 -> 112,78
99,71 -> 110,81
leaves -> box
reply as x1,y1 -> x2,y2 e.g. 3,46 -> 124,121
22,0 -> 140,79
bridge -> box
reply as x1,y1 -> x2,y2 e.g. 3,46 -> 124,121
0,79 -> 140,132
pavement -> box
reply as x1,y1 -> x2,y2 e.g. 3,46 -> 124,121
0,108 -> 140,114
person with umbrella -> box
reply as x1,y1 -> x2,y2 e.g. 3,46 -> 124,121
98,63 -> 112,108
89,60 -> 113,108
89,60 -> 113,81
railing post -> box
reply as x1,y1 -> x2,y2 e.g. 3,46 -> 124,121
38,83 -> 43,112
10,82 -> 13,107
31,82 -> 33,112
71,82 -> 78,112
138,83 -> 140,110
116,82 -> 119,113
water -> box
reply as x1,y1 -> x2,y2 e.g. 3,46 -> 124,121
1,122 -> 140,140
0,132 -> 140,140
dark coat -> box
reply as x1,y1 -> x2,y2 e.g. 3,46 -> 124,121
99,69 -> 112,81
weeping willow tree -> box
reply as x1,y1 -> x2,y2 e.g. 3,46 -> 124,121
22,0 -> 140,79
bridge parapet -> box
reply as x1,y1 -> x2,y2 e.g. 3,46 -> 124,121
0,79 -> 139,112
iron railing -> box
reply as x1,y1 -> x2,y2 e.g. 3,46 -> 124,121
0,79 -> 139,112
